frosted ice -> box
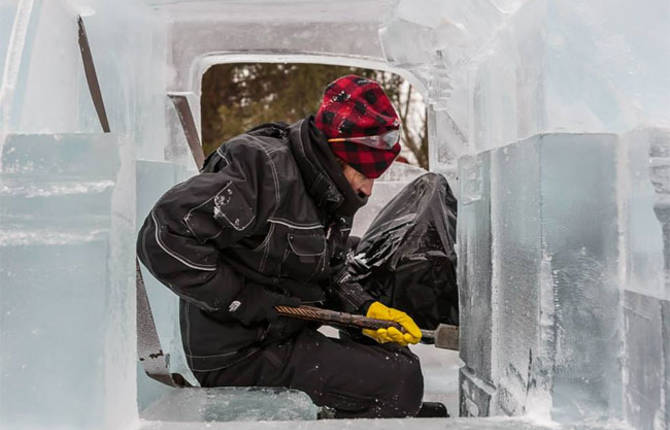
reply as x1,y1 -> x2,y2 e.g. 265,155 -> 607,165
458,132 -> 670,426
140,387 -> 318,422
140,416 -> 624,430
1,0 -> 669,429
0,134 -> 125,428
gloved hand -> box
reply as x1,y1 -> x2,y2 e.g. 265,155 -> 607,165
363,301 -> 422,346
228,282 -> 300,325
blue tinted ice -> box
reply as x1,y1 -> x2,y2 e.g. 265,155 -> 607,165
1,0 -> 669,429
459,132 -> 670,427
141,387 -> 318,422
0,133 -> 129,428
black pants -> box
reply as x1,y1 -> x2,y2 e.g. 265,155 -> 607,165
193,328 -> 424,418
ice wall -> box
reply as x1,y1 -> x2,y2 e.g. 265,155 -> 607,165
1,0 -> 668,428
458,129 -> 670,427
379,0 -> 670,178
621,129 -> 670,430
449,1 -> 670,428
459,134 -> 624,423
0,133 -> 124,429
0,0 -> 167,428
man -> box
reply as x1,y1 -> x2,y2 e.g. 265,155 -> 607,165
137,75 -> 425,418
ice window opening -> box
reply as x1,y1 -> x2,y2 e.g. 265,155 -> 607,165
200,63 -> 429,169
135,62 -> 463,422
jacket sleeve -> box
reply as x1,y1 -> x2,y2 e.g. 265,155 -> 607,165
331,278 -> 375,314
136,142 -> 278,313
328,250 -> 375,314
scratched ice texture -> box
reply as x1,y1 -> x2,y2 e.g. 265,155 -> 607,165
1,0 -> 669,429
0,1 -> 166,429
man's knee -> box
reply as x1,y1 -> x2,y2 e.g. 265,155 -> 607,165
377,350 -> 423,417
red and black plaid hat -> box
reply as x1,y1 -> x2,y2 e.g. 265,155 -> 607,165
315,75 -> 401,179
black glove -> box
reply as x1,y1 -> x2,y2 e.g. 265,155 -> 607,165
228,282 -> 300,325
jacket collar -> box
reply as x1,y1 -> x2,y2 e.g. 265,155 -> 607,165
288,117 -> 369,218
287,118 -> 344,215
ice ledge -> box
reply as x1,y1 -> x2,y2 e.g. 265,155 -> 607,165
138,416 -> 628,430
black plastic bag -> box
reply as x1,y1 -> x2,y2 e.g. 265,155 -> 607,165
351,172 -> 458,329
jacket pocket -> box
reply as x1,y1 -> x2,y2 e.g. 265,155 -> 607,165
183,181 -> 256,243
281,230 -> 327,281
288,232 -> 325,257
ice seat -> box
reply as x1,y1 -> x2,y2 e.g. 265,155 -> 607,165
140,387 -> 319,422
1,133 -> 120,176
0,133 -> 120,226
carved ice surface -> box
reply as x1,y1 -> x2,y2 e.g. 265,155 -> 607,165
141,387 -> 319,422
0,134 -> 126,429
1,0 -> 669,429
459,132 -> 670,427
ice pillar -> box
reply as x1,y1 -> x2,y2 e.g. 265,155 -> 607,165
0,133 -> 136,429
459,130 -> 670,428
459,133 -> 624,423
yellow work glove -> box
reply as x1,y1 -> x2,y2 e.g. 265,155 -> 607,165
363,301 -> 422,347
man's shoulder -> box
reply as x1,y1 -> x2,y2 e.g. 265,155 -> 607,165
211,124 -> 295,168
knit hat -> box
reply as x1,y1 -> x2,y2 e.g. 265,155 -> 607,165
315,75 -> 401,179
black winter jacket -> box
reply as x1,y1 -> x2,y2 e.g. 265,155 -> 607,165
137,118 -> 373,372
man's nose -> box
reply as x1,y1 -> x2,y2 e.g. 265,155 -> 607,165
359,179 -> 374,197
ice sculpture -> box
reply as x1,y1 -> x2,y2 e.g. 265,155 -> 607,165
1,0 -> 668,429
458,130 -> 670,427
459,134 -> 623,419
450,0 -> 670,425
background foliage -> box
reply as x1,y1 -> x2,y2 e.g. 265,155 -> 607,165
201,63 -> 428,169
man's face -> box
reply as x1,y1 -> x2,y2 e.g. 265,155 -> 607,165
342,163 -> 374,198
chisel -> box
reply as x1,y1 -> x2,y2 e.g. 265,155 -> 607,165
275,305 -> 459,350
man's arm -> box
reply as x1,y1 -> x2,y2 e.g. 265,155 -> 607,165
137,142 -> 277,315
329,266 -> 375,314
330,254 -> 422,346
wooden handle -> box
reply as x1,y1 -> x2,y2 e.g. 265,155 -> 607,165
275,305 -> 404,332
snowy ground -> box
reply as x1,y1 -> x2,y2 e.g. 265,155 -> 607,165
412,343 -> 461,416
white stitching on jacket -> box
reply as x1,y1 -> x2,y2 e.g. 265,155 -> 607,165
258,223 -> 274,273
288,235 -> 326,257
246,137 -> 280,206
151,211 -> 217,271
216,209 -> 256,232
268,219 -> 323,230
215,147 -> 231,166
